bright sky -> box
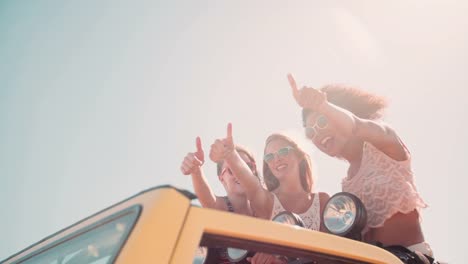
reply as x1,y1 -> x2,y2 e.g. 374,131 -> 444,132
1,1 -> 466,262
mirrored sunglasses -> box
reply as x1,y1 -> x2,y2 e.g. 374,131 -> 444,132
305,115 -> 328,140
263,146 -> 294,163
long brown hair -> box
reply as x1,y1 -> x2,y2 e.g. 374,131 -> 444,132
302,84 -> 388,126
263,133 -> 313,192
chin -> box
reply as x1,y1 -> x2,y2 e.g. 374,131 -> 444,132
231,187 -> 245,195
234,190 -> 246,196
324,143 -> 344,157
326,149 -> 339,157
273,173 -> 286,182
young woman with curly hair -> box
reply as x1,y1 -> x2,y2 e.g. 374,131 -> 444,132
288,73 -> 433,260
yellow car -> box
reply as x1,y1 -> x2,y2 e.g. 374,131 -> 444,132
1,185 -> 402,264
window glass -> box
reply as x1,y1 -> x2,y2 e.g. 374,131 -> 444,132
197,233 -> 370,264
16,206 -> 140,264
192,246 -> 207,264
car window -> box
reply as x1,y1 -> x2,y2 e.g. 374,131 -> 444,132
15,206 -> 140,264
192,246 -> 208,264
198,233 -> 370,264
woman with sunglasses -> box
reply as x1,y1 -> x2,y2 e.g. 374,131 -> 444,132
210,124 -> 330,264
181,137 -> 259,263
287,73 -> 434,261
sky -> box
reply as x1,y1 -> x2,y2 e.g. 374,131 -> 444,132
1,1 -> 466,262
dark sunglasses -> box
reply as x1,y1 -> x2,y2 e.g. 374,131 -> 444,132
305,115 -> 328,140
263,146 -> 294,163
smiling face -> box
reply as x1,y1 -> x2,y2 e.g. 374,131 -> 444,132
219,152 -> 256,195
304,112 -> 348,157
262,134 -> 313,192
263,138 -> 301,183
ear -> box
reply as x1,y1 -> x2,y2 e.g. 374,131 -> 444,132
218,174 -> 225,183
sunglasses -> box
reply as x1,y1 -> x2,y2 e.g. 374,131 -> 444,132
263,146 -> 294,163
305,115 -> 328,140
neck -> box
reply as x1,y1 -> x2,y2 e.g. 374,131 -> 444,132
341,138 -> 364,164
276,177 -> 308,197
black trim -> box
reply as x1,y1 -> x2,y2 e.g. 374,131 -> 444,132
1,185 -> 194,263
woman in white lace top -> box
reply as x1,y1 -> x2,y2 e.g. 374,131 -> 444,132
288,73 -> 433,259
209,124 -> 330,264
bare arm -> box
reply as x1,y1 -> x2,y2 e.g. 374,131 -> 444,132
210,123 -> 272,218
288,73 -> 407,160
318,192 -> 330,232
190,169 -> 220,209
225,150 -> 272,218
181,137 -> 222,210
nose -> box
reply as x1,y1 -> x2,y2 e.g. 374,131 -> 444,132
271,153 -> 283,163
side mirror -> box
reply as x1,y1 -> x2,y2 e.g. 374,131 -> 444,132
322,192 -> 367,241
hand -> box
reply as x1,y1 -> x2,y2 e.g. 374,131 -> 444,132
288,73 -> 327,112
209,123 -> 235,163
180,137 -> 205,175
247,253 -> 288,264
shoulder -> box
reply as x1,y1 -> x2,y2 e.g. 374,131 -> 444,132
317,192 -> 330,206
318,192 -> 330,204
316,192 -> 330,213
357,120 -> 409,161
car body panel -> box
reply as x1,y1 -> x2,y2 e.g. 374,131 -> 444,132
2,186 -> 403,264
173,206 -> 402,263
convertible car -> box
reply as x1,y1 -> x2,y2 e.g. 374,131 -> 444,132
1,185 -> 402,264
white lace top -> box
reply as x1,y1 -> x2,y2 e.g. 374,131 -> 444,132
270,193 -> 321,231
342,142 -> 427,228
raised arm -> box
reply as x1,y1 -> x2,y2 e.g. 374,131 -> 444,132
288,73 -> 407,160
210,124 -> 272,218
181,137 -> 219,209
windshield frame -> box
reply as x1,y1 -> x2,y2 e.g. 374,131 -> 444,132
12,205 -> 141,264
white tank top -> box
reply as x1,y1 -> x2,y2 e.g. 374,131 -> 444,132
270,193 -> 321,231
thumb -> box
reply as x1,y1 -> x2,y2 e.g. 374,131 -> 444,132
287,73 -> 300,101
226,123 -> 234,147
195,137 -> 205,163
227,123 -> 233,140
196,137 -> 203,152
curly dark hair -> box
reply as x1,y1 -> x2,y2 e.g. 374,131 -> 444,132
302,84 -> 388,126
263,133 -> 313,192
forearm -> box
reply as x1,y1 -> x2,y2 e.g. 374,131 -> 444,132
319,102 -> 356,137
224,150 -> 264,201
190,169 -> 217,209
321,103 -> 402,153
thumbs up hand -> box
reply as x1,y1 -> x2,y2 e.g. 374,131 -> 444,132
180,137 -> 205,175
288,73 -> 327,112
209,123 -> 235,163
